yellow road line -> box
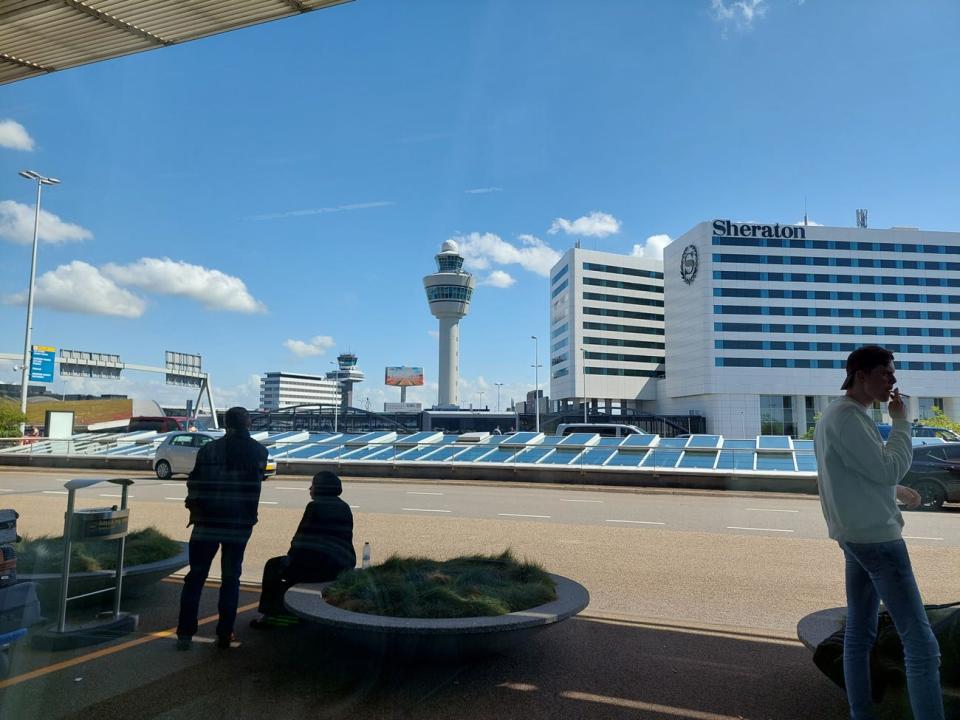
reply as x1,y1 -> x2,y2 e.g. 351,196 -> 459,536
0,601 -> 260,690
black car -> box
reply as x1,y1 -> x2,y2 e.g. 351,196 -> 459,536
901,442 -> 960,510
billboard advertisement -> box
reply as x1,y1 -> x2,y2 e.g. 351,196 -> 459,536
385,366 -> 424,387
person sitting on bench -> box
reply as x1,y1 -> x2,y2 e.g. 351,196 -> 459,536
250,471 -> 356,628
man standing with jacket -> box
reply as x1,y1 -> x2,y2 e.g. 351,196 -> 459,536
176,406 -> 267,650
815,345 -> 942,719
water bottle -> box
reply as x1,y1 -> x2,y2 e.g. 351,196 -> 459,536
362,542 -> 371,569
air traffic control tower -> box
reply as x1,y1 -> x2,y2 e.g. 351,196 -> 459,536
423,240 -> 475,408
326,352 -> 365,409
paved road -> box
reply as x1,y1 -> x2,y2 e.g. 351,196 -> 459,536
3,468 -> 960,545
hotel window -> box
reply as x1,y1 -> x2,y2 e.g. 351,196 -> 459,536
760,395 -> 796,437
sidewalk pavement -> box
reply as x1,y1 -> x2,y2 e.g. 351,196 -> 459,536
1,577 -> 854,720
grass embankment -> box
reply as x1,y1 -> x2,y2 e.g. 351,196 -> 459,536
25,398 -> 133,427
17,527 -> 182,573
325,550 -> 557,618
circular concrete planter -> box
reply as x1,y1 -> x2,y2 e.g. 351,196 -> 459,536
284,572 -> 590,660
20,541 -> 189,612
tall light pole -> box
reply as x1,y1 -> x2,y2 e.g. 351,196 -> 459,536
478,390 -> 485,409
328,360 -> 340,433
494,382 -> 504,413
530,335 -> 541,433
17,170 -> 60,435
581,346 -> 588,422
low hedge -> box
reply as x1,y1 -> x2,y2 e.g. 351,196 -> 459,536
17,526 -> 182,573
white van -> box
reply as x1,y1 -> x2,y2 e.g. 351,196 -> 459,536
555,423 -> 646,438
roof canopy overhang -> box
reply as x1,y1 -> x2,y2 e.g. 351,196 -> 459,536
0,0 -> 351,85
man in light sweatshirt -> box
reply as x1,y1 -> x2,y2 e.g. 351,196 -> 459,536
815,344 -> 943,720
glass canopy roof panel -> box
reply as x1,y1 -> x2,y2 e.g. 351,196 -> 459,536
512,447 -> 555,464
341,445 -> 395,461
395,432 -> 444,447
795,453 -> 818,472
557,433 -> 599,447
686,435 -> 721,449
715,449 -> 756,470
792,439 -> 814,451
395,445 -> 449,461
597,437 -> 626,447
501,432 -> 543,447
346,431 -> 397,447
414,445 -> 464,462
537,436 -> 566,447
678,451 -> 719,469
451,445 -> 497,462
757,436 -> 791,450
477,448 -> 520,463
269,441 -> 316,458
539,450 -> 584,465
756,453 -> 797,471
604,451 -> 649,467
621,434 -> 657,448
656,437 -> 689,449
640,449 -> 683,468
578,448 -> 617,466
306,445 -> 346,460
722,439 -> 756,449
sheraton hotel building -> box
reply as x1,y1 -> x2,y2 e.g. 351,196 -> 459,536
548,219 -> 960,437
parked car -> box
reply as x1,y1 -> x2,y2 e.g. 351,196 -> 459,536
876,423 -> 960,442
556,423 -> 646,438
130,416 -> 191,433
900,441 -> 960,510
154,431 -> 276,479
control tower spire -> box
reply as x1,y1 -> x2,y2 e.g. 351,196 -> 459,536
423,240 -> 475,408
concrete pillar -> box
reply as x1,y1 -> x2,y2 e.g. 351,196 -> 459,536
438,316 -> 459,407
793,395 -> 808,438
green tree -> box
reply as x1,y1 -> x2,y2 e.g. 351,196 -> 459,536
802,413 -> 822,440
916,406 -> 960,436
0,400 -> 26,438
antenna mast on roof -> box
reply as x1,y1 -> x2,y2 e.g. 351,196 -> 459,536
856,209 -> 868,228
803,196 -> 808,226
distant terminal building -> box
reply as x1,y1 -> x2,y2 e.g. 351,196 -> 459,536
549,219 -> 960,437
548,247 -> 665,416
259,371 -> 341,412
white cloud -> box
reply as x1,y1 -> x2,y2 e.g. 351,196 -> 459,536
711,0 -> 768,29
427,330 -> 439,339
3,261 -> 145,318
0,120 -> 35,151
795,219 -> 823,226
248,200 -> 395,221
102,257 -> 266,314
283,336 -> 335,358
0,200 -> 93,245
548,211 -> 621,238
631,233 -> 673,261
452,232 -> 560,277
480,270 -> 516,288
464,187 -> 502,195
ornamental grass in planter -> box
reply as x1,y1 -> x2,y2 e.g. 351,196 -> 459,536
324,550 -> 557,619
17,526 -> 182,573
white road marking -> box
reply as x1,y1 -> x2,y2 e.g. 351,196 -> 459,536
162,483 -> 183,487
273,487 -> 308,491
559,498 -> 604,503
258,501 -> 278,505
165,497 -> 186,501
744,508 -> 799,513
402,507 -> 451,513
0,489 -> 13,492
606,519 -> 666,525
99,494 -> 133,498
407,491 -> 444,495
904,536 -> 943,541
43,490 -> 68,495
726,526 -> 794,533
349,505 -> 360,509
498,513 -> 551,519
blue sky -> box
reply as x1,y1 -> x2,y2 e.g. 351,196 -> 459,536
1,0 -> 959,411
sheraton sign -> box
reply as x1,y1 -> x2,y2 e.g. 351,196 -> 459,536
712,219 -> 806,240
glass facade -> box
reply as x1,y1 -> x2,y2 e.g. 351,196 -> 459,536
426,285 -> 473,302
436,254 -> 464,272
919,397 -> 944,419
760,395 -> 795,436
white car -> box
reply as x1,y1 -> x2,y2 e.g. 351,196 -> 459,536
153,432 -> 276,479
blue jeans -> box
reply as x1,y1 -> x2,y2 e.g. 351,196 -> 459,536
177,535 -> 248,639
840,539 -> 943,720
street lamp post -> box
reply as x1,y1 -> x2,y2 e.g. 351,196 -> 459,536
17,170 -> 60,435
494,382 -> 504,413
581,346 -> 588,422
478,390 -> 484,409
328,361 -> 340,433
530,335 -> 541,433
